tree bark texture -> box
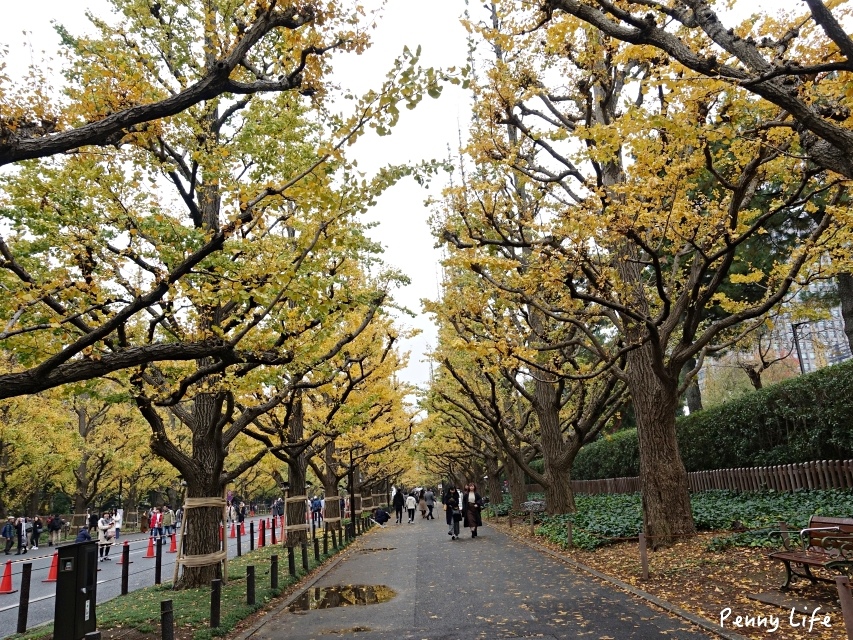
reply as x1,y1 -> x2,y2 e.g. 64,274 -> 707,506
627,344 -> 695,547
533,376 -> 576,514
837,273 -> 853,353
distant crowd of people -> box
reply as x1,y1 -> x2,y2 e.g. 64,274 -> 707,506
2,514 -> 67,555
372,483 -> 484,540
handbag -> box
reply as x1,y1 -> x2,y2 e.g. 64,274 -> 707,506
452,509 -> 462,522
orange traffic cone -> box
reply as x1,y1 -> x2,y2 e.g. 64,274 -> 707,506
240,521 -> 245,536
42,552 -> 58,583
257,522 -> 264,548
267,517 -> 271,528
0,561 -> 16,594
144,536 -> 155,558
117,540 -> 132,565
229,523 -> 236,539
168,534 -> 177,553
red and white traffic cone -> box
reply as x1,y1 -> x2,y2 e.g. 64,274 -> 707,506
117,540 -> 132,565
168,534 -> 177,553
0,561 -> 16,594
240,521 -> 246,536
144,536 -> 155,558
43,552 -> 58,583
229,522 -> 236,538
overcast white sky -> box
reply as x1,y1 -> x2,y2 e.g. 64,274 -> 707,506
0,0 -> 474,390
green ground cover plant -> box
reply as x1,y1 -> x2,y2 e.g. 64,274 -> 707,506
535,490 -> 853,551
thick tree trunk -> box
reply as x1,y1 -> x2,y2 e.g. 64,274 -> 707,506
533,377 -> 576,514
285,394 -> 308,547
177,481 -> 224,588
486,457 -> 502,508
627,344 -> 695,547
172,392 -> 226,589
506,450 -> 526,510
837,273 -> 853,353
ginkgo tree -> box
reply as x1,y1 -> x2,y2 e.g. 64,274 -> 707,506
537,0 -> 853,351
1,0 -> 345,165
0,0 -> 447,400
437,4 -> 852,544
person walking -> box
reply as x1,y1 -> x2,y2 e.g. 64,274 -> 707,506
113,509 -> 123,541
149,506 -> 162,543
238,501 -> 247,525
392,489 -> 405,524
47,514 -> 63,546
2,517 -> 14,555
424,488 -> 435,520
30,516 -> 43,550
162,505 -> 175,541
443,486 -> 461,540
15,517 -> 28,554
405,492 -> 417,524
97,511 -> 115,561
87,510 -> 98,534
418,490 -> 427,519
461,482 -> 484,538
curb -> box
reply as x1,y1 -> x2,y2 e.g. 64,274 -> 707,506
490,525 -> 748,640
235,529 -> 375,640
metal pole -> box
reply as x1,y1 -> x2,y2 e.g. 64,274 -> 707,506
237,524 -> 242,557
246,566 -> 255,605
16,563 -> 31,633
161,600 -> 174,640
121,544 -> 130,595
249,521 -> 255,551
155,532 -> 163,585
210,579 -> 222,628
271,555 -> 279,590
287,545 -> 296,576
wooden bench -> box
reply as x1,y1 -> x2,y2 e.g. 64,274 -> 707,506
768,515 -> 853,590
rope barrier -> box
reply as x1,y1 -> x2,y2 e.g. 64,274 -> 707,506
286,495 -> 308,503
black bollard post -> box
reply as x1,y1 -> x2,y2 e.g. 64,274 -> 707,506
331,527 -> 338,550
155,534 -> 163,585
237,526 -> 242,557
271,554 -> 279,590
249,521 -> 255,551
121,543 -> 130,595
247,566 -> 255,606
313,536 -> 320,562
323,529 -> 328,555
301,540 -> 309,572
210,579 -> 222,628
16,563 -> 31,634
271,521 -> 277,545
161,600 -> 174,640
287,545 -> 296,577
260,520 -> 265,548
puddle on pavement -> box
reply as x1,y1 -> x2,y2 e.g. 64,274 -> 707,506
288,585 -> 396,612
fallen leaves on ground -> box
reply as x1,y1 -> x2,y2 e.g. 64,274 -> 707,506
489,519 -> 842,640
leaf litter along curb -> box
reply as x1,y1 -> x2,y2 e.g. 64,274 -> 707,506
489,519 -> 842,640
10,536 -> 360,640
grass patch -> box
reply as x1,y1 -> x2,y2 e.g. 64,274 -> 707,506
12,533 -> 356,640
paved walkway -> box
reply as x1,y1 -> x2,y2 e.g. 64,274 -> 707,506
244,516 -> 715,640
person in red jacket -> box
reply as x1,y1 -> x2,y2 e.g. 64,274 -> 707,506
149,507 -> 163,542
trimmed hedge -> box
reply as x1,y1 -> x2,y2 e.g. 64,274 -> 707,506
573,359 -> 853,480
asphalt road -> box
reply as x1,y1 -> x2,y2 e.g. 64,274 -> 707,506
0,518 -> 278,637
243,516 -> 716,640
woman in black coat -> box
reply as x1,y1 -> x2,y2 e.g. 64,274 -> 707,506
443,486 -> 461,539
460,482 -> 484,538
392,489 -> 405,524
